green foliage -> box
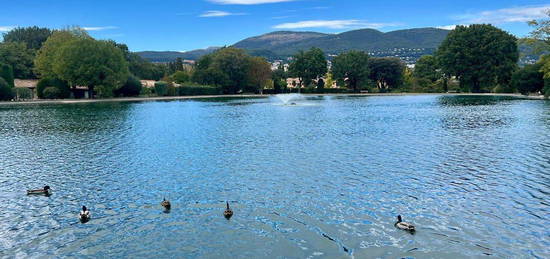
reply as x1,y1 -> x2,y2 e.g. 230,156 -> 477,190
436,24 -> 519,93
42,87 -> 61,99
368,57 -> 405,91
247,56 -> 272,93
528,9 -> 550,45
53,38 -> 129,97
166,85 -> 178,96
0,42 -> 35,78
332,50 -> 370,92
172,70 -> 191,83
0,63 -> 14,87
193,47 -> 253,94
154,81 -> 169,96
14,87 -> 32,99
413,55 -> 440,82
115,75 -> 142,97
35,29 -> 91,78
289,47 -> 327,89
36,78 -> 70,99
0,78 -> 14,100
511,63 -> 545,95
178,84 -> 222,95
3,26 -> 53,50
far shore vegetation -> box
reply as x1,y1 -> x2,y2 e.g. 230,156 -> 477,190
0,11 -> 549,102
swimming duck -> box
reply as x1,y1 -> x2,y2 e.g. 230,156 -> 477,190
27,185 -> 51,195
79,206 -> 91,223
395,215 -> 415,232
161,198 -> 171,210
223,201 -> 233,219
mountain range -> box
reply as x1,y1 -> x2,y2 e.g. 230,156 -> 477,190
136,27 -> 451,63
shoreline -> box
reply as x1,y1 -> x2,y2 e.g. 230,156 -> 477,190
0,93 -> 545,106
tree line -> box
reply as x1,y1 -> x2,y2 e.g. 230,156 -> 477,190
1,15 -> 549,100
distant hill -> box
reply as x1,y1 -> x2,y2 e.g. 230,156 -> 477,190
137,27 -> 451,62
137,47 -> 221,62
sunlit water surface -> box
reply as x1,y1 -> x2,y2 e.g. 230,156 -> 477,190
0,95 -> 549,258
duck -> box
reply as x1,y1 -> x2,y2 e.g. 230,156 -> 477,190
395,215 -> 415,232
161,198 -> 171,210
79,206 -> 91,223
27,185 -> 51,195
223,201 -> 233,219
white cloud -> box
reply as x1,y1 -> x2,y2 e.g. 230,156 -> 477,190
0,26 -> 15,32
436,25 -> 460,30
199,10 -> 247,17
273,20 -> 400,30
455,5 -> 550,24
82,26 -> 118,31
208,0 -> 295,5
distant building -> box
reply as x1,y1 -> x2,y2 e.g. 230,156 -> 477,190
14,79 -> 38,99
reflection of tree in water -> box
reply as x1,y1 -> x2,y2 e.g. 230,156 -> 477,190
437,96 -> 515,130
438,95 -> 517,107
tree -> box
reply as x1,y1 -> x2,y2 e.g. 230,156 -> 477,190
0,64 -> 14,88
172,70 -> 191,84
36,77 -> 70,99
436,24 -> 519,93
511,63 -> 544,95
272,64 -> 288,93
0,77 -> 13,101
247,56 -> 272,93
53,38 -> 129,97
34,29 -> 90,78
192,48 -> 251,94
3,26 -> 53,50
368,57 -> 405,91
413,55 -> 440,82
528,9 -> 550,45
332,50 -> 370,92
115,75 -> 142,97
0,42 -> 35,78
289,47 -> 327,91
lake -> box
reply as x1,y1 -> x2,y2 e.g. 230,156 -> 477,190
0,95 -> 548,258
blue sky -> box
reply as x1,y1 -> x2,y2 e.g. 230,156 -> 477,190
0,0 -> 548,51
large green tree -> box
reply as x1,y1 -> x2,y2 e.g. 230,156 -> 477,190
413,55 -> 440,82
3,26 -> 53,50
247,56 -> 272,93
511,63 -> 545,95
53,38 -> 129,97
368,57 -> 405,91
0,42 -> 35,78
0,77 -> 13,101
332,50 -> 370,92
34,29 -> 91,78
289,47 -> 327,91
436,24 -> 518,93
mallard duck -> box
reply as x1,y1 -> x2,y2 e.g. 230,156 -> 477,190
27,185 -> 51,195
79,206 -> 91,223
223,201 -> 233,219
161,198 -> 171,210
395,215 -> 415,232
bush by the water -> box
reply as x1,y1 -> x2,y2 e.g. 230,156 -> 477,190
0,64 -> 14,88
0,77 -> 14,101
14,87 -> 32,99
154,81 -> 168,96
43,87 -> 61,99
115,75 -> 142,97
37,78 -> 70,99
178,84 -> 222,96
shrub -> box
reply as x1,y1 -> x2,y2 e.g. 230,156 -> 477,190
43,87 -> 61,99
166,85 -> 178,96
0,78 -> 14,100
154,81 -> 168,96
0,64 -> 14,88
178,83 -> 222,96
172,71 -> 190,84
95,85 -> 114,98
37,78 -> 70,99
140,86 -> 153,96
116,75 -> 142,97
14,87 -> 32,99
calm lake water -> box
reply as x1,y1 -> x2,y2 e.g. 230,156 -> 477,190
0,95 -> 549,258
